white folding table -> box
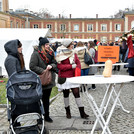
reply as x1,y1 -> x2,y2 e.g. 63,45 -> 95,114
89,62 -> 128,67
89,62 -> 128,74
67,75 -> 134,134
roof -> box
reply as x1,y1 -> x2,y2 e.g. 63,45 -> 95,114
123,11 -> 134,15
30,17 -> 124,21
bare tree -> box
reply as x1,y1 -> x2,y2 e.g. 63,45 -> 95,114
37,8 -> 54,18
114,8 -> 134,18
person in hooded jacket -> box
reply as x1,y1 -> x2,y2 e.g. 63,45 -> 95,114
4,39 -> 25,76
29,37 -> 57,123
4,39 -> 40,126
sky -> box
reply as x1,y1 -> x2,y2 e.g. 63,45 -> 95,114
9,0 -> 134,18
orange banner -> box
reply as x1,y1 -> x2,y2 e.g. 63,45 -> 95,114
98,46 -> 119,63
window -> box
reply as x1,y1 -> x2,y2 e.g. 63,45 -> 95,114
16,22 -> 19,28
115,24 -> 121,31
22,23 -> 24,28
101,24 -> 107,31
47,24 -> 52,30
61,24 -> 66,31
34,24 -> 38,28
74,24 -> 79,31
115,37 -> 119,41
60,36 -> 65,39
131,21 -> 134,29
74,36 -> 79,39
87,24 -> 93,31
10,21 -> 13,28
101,36 -> 107,43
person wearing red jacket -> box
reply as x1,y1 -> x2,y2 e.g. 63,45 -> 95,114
56,39 -> 89,119
124,34 -> 134,76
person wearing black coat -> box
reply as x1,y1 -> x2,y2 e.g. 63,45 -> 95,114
29,37 -> 57,123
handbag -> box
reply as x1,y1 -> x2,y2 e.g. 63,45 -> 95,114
75,67 -> 81,77
39,69 -> 52,86
84,49 -> 93,65
58,77 -> 66,84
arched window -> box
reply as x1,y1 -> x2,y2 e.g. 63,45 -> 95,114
74,24 -> 79,31
115,36 -> 119,42
101,36 -> 107,43
131,21 -> 134,29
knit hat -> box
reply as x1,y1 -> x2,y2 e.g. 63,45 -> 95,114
74,41 -> 77,43
39,37 -> 49,46
62,39 -> 72,48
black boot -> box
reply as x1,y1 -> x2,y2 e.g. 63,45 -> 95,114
79,107 -> 89,119
117,65 -> 120,71
92,84 -> 96,90
113,66 -> 116,71
45,112 -> 53,123
65,106 -> 71,119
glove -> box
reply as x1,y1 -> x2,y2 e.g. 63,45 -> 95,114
72,64 -> 76,69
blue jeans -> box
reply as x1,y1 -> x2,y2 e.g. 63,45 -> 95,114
81,68 -> 89,76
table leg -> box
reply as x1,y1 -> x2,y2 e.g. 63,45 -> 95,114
102,85 -> 122,134
102,84 -> 115,115
84,85 -> 112,134
84,82 -> 128,134
111,84 -> 130,113
89,84 -> 113,134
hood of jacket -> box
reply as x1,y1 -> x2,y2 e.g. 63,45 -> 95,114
4,39 -> 19,57
33,45 -> 38,51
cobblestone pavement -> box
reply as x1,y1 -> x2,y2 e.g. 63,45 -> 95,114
0,67 -> 134,134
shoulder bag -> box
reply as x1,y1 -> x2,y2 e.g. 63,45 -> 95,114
84,49 -> 93,65
39,69 -> 52,86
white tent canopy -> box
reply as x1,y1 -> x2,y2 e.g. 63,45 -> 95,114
0,28 -> 52,76
0,28 -> 52,40
49,38 -> 94,43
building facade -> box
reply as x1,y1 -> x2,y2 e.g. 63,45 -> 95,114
0,0 -> 134,43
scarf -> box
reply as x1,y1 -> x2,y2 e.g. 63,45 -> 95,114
74,46 -> 87,52
56,45 -> 74,64
38,46 -> 54,63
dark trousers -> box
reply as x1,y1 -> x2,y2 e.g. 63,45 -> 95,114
128,68 -> 134,76
42,88 -> 52,117
113,65 -> 120,71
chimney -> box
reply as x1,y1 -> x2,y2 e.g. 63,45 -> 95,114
96,14 -> 98,18
59,14 -> 61,18
3,0 -> 9,12
46,14 -> 49,18
70,14 -> 72,19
